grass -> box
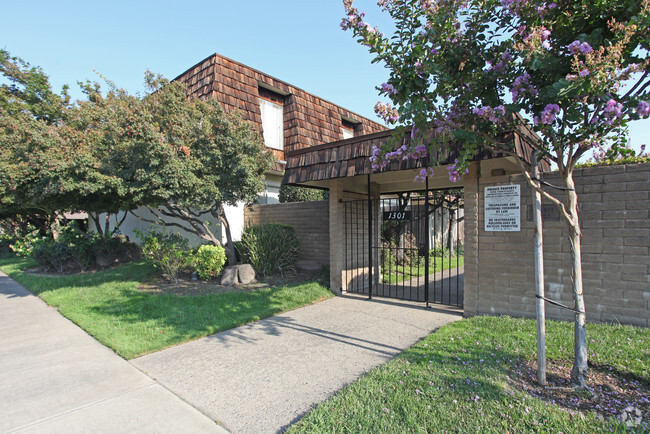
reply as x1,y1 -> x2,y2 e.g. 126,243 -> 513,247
0,256 -> 333,359
382,254 -> 464,284
289,316 -> 649,433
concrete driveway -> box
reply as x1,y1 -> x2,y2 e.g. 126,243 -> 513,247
0,271 -> 223,433
132,294 -> 462,433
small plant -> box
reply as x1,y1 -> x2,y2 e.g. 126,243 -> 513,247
192,245 -> 227,281
237,223 -> 300,276
9,229 -> 41,257
136,230 -> 190,282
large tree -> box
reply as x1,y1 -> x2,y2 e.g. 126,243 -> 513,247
1,52 -> 274,263
128,74 -> 274,264
341,0 -> 649,386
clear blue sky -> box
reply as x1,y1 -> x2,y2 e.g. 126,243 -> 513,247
1,0 -> 647,156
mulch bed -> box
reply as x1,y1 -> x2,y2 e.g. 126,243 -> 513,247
509,359 -> 649,429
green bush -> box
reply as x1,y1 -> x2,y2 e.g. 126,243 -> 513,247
279,185 -> 329,203
30,238 -> 70,272
0,234 -> 16,258
136,230 -> 190,281
238,223 -> 300,276
192,245 -> 227,281
9,229 -> 41,257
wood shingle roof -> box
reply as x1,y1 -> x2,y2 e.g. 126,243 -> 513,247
174,53 -> 388,165
283,127 -> 549,186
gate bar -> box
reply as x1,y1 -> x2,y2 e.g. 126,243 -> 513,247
368,174 -> 373,300
425,178 -> 430,307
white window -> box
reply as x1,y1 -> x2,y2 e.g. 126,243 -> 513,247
342,127 -> 354,140
259,98 -> 284,150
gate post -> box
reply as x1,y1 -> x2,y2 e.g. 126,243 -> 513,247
329,179 -> 345,295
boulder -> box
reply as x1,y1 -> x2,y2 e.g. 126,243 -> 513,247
237,264 -> 256,284
221,266 -> 238,286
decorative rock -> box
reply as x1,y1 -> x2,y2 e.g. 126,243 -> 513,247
237,264 -> 256,285
221,266 -> 238,286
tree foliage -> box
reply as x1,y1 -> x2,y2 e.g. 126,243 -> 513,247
0,51 -> 274,264
279,185 -> 329,203
341,0 -> 649,386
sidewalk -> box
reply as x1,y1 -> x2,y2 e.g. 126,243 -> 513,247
0,271 -> 224,433
133,294 -> 462,433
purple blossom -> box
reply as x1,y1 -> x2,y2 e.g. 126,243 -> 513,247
548,3 -> 557,8
414,167 -> 435,183
568,40 -> 581,55
381,82 -> 397,95
540,104 -> 561,124
541,28 -> 551,40
579,42 -> 593,54
579,69 -> 590,77
447,159 -> 468,183
637,101 -> 650,118
604,99 -> 623,119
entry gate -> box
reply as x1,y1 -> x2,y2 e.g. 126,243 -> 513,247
343,189 -> 464,307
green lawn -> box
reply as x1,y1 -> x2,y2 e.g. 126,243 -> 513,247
289,316 -> 649,433
0,257 -> 333,359
382,254 -> 464,284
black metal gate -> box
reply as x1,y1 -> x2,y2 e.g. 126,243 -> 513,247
343,188 -> 464,308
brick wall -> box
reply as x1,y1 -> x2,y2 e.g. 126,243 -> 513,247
244,201 -> 329,271
464,162 -> 649,327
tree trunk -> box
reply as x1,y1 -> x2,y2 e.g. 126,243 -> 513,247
89,212 -> 104,237
218,206 -> 238,265
104,214 -> 111,237
564,174 -> 588,387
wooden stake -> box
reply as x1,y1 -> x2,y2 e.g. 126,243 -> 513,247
532,154 -> 547,386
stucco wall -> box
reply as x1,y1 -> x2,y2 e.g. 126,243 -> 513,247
463,162 -> 649,327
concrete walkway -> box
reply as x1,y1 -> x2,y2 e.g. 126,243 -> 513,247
133,295 -> 462,433
0,271 -> 224,433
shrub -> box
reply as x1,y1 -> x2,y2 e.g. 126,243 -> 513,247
9,229 -> 41,257
192,245 -> 227,281
30,237 -> 71,272
279,185 -> 329,203
57,224 -> 98,270
0,234 -> 16,258
238,223 -> 300,276
136,230 -> 190,282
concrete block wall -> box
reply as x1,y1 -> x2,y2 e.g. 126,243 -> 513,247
464,162 -> 649,327
244,200 -> 329,270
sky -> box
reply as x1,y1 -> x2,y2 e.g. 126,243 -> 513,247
1,0 -> 647,157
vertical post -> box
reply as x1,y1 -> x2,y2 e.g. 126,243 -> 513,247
425,177 -> 430,307
532,154 -> 547,386
368,174 -> 373,300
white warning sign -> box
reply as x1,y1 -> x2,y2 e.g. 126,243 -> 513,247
485,185 -> 520,231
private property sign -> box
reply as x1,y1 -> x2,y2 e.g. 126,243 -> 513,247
484,185 -> 521,231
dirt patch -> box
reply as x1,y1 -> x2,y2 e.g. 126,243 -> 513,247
509,359 -> 649,429
138,269 -> 323,297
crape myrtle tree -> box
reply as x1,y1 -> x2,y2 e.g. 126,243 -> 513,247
341,0 -> 649,386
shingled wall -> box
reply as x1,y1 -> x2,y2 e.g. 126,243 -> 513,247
174,53 -> 387,162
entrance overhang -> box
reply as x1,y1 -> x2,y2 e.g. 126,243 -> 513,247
282,125 -> 547,192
